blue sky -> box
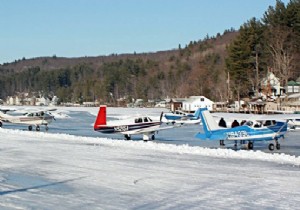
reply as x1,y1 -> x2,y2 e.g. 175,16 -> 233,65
0,0 -> 290,64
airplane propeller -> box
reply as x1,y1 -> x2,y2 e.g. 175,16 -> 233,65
160,112 -> 164,122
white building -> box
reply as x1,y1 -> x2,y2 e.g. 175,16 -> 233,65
6,96 -> 22,105
182,96 -> 214,112
35,97 -> 50,106
261,72 -> 283,96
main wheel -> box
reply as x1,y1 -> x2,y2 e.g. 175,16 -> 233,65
28,125 -> 33,131
124,134 -> 131,140
151,135 -> 155,140
36,126 -> 40,131
248,142 -> 253,150
0,121 -> 2,127
268,143 -> 275,151
276,143 -> 280,150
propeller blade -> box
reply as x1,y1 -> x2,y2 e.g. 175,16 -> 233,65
160,112 -> 164,122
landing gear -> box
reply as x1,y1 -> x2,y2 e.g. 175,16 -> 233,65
45,125 -> 49,131
36,125 -> 40,131
275,139 -> 280,150
124,134 -> 131,140
28,125 -> 33,131
142,134 -> 155,142
268,143 -> 275,151
0,121 -> 2,127
219,140 -> 225,146
276,143 -> 280,150
248,142 -> 253,150
234,140 -> 237,148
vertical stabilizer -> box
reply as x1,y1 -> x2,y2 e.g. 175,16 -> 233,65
197,108 -> 219,138
192,108 -> 201,120
94,105 -> 107,129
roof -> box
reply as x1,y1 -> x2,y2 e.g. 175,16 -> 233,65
287,80 -> 300,86
288,93 -> 300,99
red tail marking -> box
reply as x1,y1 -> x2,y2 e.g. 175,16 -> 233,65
94,105 -> 107,129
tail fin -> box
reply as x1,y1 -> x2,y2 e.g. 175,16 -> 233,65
94,105 -> 107,130
192,108 -> 201,120
196,108 -> 219,139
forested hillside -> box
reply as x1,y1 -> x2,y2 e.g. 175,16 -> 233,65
0,31 -> 236,104
1,0 -> 299,105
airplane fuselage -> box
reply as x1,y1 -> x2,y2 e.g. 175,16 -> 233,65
94,121 -> 161,134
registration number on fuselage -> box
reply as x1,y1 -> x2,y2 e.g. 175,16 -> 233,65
226,131 -> 249,138
114,125 -> 129,132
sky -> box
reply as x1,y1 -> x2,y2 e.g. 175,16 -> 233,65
0,0 -> 290,64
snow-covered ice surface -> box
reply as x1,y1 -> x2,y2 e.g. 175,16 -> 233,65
0,106 -> 300,209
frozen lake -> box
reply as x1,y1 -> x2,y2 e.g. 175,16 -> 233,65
0,107 -> 299,209
5,106 -> 300,156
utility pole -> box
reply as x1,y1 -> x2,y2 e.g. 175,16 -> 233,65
255,51 -> 259,95
227,71 -> 230,103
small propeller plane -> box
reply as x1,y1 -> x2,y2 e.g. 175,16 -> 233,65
94,105 -> 177,141
164,109 -> 201,125
0,108 -> 55,131
195,108 -> 288,151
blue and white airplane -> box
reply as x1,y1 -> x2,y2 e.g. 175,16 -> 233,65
195,108 -> 288,151
164,109 -> 201,125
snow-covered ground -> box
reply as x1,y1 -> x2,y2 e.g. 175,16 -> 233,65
0,106 -> 300,209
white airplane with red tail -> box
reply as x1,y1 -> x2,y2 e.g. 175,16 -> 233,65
93,105 -> 176,141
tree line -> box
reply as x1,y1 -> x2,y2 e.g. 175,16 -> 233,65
0,0 -> 299,105
226,0 -> 300,100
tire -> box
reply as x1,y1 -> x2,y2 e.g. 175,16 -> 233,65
124,134 -> 131,140
276,143 -> 280,150
268,143 -> 275,151
36,126 -> 40,131
28,125 -> 33,131
0,121 -> 2,127
151,135 -> 155,140
248,142 -> 253,150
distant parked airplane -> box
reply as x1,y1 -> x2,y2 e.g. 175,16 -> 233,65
195,108 -> 288,151
0,108 -> 55,131
94,105 -> 177,141
164,109 -> 201,125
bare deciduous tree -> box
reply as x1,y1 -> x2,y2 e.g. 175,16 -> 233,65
267,26 -> 295,86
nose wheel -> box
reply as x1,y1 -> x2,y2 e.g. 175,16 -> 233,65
268,139 -> 280,151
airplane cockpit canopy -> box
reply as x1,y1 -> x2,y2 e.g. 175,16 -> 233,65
134,117 -> 152,123
245,120 -> 276,128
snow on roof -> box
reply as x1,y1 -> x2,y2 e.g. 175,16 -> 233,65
288,93 -> 300,99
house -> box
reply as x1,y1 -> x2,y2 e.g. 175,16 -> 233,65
6,96 -> 22,105
286,80 -> 300,94
261,72 -> 285,97
182,96 -> 214,112
282,93 -> 300,111
169,98 -> 187,112
35,97 -> 50,106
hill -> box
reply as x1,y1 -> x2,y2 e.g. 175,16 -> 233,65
0,31 -> 238,104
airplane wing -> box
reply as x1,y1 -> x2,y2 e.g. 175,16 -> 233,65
121,124 -> 180,135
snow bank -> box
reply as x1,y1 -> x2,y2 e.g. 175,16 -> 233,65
1,128 -> 299,167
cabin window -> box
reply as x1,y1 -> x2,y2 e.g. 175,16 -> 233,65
144,117 -> 148,122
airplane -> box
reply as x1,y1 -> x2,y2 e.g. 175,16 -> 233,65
0,108 -> 55,131
93,105 -> 177,141
164,109 -> 201,125
212,112 -> 300,131
195,108 -> 288,151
